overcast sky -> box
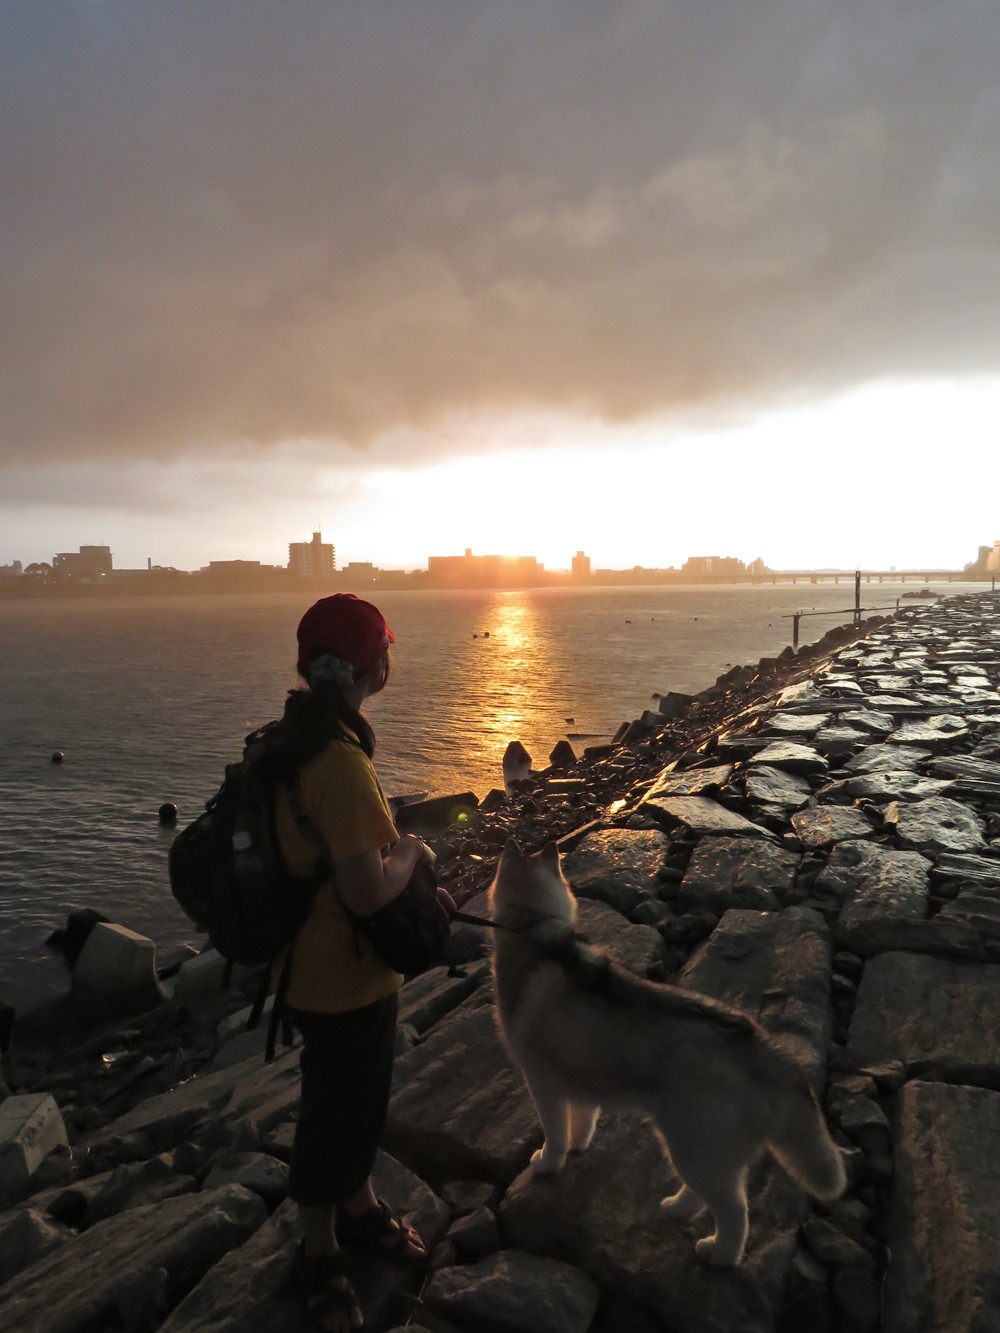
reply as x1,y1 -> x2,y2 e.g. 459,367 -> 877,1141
2,0 -> 998,572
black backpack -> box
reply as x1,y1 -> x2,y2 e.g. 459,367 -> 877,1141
169,723 -> 322,969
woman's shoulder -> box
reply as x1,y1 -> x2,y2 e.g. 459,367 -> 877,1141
301,735 -> 375,786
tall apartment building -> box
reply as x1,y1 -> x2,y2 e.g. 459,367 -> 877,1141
288,531 -> 336,578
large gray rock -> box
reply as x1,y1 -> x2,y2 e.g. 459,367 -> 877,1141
747,741 -> 830,778
0,1206 -> 72,1285
883,795 -> 986,855
744,766 -> 813,812
816,772 -> 953,804
0,1184 -> 267,1333
679,908 -> 833,1083
499,1111 -> 801,1333
849,953 -> 1000,1082
790,806 -> 876,849
386,999 -> 539,1186
399,962 -> 483,1034
425,1250 -> 600,1333
815,841 -> 932,912
677,837 -> 799,914
641,796 -> 774,840
887,715 -> 971,749
81,1045 -> 302,1160
575,899 -> 664,977
883,1082 -> 1000,1333
641,764 -> 734,799
762,713 -> 831,737
932,851 -> 1000,888
842,744 -> 932,774
560,828 -> 669,914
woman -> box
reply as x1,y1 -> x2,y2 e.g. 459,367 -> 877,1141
266,592 -> 452,1333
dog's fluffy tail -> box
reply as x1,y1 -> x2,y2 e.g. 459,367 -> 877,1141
764,1053 -> 846,1200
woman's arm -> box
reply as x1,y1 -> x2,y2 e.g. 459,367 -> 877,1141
333,833 -> 429,917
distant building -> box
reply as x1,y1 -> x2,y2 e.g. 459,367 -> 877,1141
205,559 -> 264,575
988,541 -> 1000,573
428,548 -> 544,587
0,561 -> 22,579
53,545 -> 113,581
341,561 -> 377,582
289,531 -> 336,578
681,555 -> 746,579
571,551 -> 591,581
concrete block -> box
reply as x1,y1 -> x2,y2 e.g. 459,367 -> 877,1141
174,948 -> 230,999
0,1093 -> 69,1206
71,922 -> 167,1012
217,996 -> 273,1042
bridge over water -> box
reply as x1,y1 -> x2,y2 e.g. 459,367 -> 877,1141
743,569 -> 969,585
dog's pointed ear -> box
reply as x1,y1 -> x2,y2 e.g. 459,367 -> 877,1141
501,838 -> 523,861
540,840 -> 560,864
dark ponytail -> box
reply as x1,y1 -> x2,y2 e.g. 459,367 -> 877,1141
258,671 -> 378,781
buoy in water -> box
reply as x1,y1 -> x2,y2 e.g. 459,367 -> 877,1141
51,751 -> 64,764
158,802 -> 178,826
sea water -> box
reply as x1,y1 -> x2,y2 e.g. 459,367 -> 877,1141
0,581 -> 968,1007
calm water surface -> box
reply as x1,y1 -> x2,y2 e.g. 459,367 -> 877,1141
0,582 -> 968,1006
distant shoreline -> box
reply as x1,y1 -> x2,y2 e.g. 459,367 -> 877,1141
0,570 -> 984,600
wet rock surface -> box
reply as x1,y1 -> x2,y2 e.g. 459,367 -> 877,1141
2,591 -> 999,1331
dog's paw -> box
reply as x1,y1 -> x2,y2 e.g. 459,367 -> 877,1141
660,1185 -> 701,1220
530,1146 -> 566,1176
695,1235 -> 741,1267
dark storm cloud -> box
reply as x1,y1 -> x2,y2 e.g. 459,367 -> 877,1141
2,0 -> 998,466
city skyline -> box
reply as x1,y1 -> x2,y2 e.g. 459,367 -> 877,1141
3,7 -> 1000,574
5,532 -> 998,587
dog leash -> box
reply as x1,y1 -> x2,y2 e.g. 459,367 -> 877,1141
448,909 -> 515,933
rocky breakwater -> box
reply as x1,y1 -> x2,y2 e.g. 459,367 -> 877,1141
1,592 -> 998,1333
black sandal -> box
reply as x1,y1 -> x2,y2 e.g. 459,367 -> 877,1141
292,1242 -> 364,1331
335,1197 -> 426,1261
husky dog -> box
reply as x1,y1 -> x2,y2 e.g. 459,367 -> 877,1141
489,840 -> 846,1266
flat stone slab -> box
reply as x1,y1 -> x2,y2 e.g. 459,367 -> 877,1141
642,796 -> 774,839
560,828 -> 669,914
937,889 -> 1000,941
848,952 -> 1000,1083
424,1251 -> 600,1333
817,772 -> 953,805
676,837 -> 800,914
762,712 -> 831,737
641,764 -> 734,799
928,754 -> 1000,786
746,741 -> 830,778
883,1082 -> 1000,1333
884,796 -> 986,855
816,841 -> 932,910
842,744 -> 932,774
932,852 -> 1000,888
887,716 -> 971,749
790,806 -> 876,850
744,765 -> 813,812
575,899 -> 664,977
679,907 -> 833,1082
814,725 -> 870,758
386,998 -> 539,1186
0,1184 -> 267,1333
499,1111 -> 801,1333
839,710 -> 895,735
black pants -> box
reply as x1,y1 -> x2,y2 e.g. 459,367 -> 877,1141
286,992 -> 398,1207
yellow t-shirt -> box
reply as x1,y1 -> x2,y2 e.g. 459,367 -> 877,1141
273,737 -> 403,1014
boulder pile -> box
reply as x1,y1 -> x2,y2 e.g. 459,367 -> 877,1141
1,592 -> 998,1332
